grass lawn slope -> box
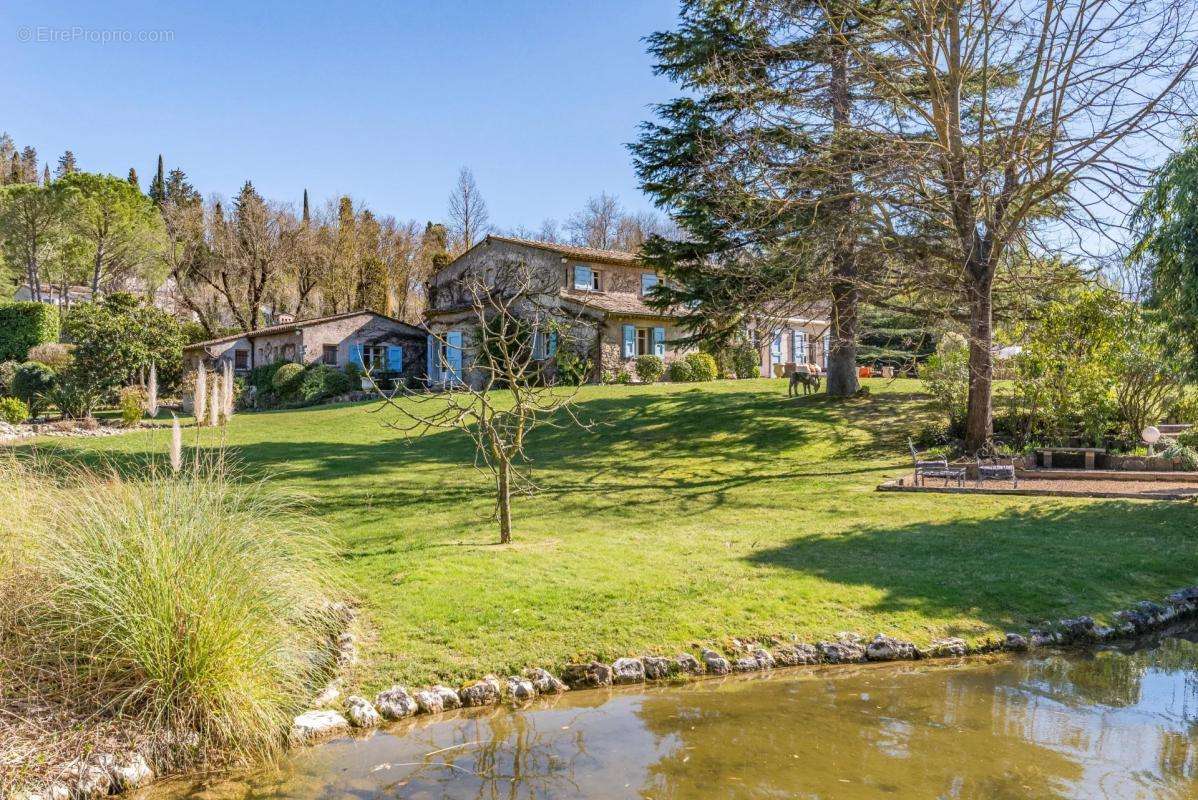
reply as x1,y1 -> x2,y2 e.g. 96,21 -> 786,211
25,378 -> 1198,690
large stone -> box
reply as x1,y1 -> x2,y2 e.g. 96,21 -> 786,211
700,649 -> 731,675
291,710 -> 350,743
433,685 -> 462,709
344,695 -> 380,728
773,643 -> 821,666
641,656 -> 675,680
751,648 -> 776,669
1138,600 -> 1174,625
612,657 -> 646,684
62,762 -> 112,799
928,637 -> 968,658
374,686 -> 418,719
460,675 -> 502,706
505,676 -> 537,702
865,635 -> 917,662
98,752 -> 153,792
675,653 -> 705,675
1003,633 -> 1028,651
561,661 -> 613,689
524,668 -> 568,694
1029,629 -> 1058,648
732,657 -> 761,672
312,682 -> 341,708
1166,586 -> 1198,608
414,688 -> 445,715
817,640 -> 866,664
1058,616 -> 1099,642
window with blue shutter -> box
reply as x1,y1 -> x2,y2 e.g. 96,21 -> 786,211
426,334 -> 437,382
771,331 -> 783,364
793,330 -> 807,363
622,324 -> 636,359
822,333 -> 831,370
547,330 -> 558,357
532,330 -> 545,360
653,327 -> 665,357
446,330 -> 463,383
348,344 -> 363,367
386,345 -> 403,372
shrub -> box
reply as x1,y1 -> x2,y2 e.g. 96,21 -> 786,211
554,350 -> 591,386
730,344 -> 759,379
247,362 -> 286,396
119,386 -> 147,426
635,354 -> 664,383
0,361 -> 17,395
64,294 -> 185,395
0,458 -> 342,768
685,352 -> 719,382
1176,427 -> 1198,449
0,397 -> 29,424
667,359 -> 696,382
299,365 -> 353,405
1168,389 -> 1198,424
919,332 -> 970,427
614,370 -> 632,384
271,362 -> 306,400
11,362 -> 56,418
1162,441 -> 1198,470
0,302 -> 59,362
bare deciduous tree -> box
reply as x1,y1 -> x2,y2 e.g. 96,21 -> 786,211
840,0 -> 1198,450
370,262 -> 589,544
447,166 -> 491,252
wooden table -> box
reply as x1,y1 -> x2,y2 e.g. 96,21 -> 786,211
1039,447 -> 1106,470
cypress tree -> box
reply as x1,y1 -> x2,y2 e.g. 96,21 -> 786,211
302,188 -> 310,223
128,167 -> 140,189
41,165 -> 50,186
149,154 -> 166,206
9,154 -> 21,184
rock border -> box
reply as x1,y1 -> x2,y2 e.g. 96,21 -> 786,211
25,587 -> 1198,799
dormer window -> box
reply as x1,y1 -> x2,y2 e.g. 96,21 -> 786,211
572,265 -> 601,292
641,273 -> 659,296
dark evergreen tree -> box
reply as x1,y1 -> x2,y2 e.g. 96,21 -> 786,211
631,1 -> 885,396
148,154 -> 166,207
302,188 -> 310,223
127,167 -> 140,190
9,154 -> 21,184
164,167 -> 200,207
55,150 -> 78,177
19,146 -> 37,183
41,165 -> 50,186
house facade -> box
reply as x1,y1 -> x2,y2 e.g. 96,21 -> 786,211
424,235 -> 830,387
182,310 -> 427,382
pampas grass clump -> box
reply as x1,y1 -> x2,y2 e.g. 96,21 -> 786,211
0,455 -> 343,771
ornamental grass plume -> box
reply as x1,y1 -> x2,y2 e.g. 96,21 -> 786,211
147,361 -> 159,419
194,364 -> 208,426
223,359 -> 235,420
209,372 -> 223,427
170,413 -> 182,474
0,454 -> 343,780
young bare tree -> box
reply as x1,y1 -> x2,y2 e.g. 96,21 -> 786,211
447,166 -> 491,252
370,261 -> 590,544
840,0 -> 1198,450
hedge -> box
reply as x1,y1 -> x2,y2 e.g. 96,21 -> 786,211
0,303 -> 59,362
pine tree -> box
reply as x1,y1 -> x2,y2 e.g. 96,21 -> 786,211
148,154 -> 166,206
127,167 -> 140,190
19,146 -> 37,183
9,154 -> 21,184
55,150 -> 77,177
164,167 -> 200,207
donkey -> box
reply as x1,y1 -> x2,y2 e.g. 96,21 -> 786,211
788,370 -> 821,396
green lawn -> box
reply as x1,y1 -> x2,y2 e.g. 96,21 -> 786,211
21,378 -> 1198,691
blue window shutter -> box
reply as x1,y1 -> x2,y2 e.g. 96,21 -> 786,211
349,344 -> 363,367
426,335 -> 436,380
547,330 -> 558,357
622,324 -> 636,358
771,331 -> 783,364
653,327 -> 665,357
386,345 -> 403,372
823,333 -> 830,370
446,330 -> 463,382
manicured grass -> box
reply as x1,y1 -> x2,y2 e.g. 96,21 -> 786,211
22,378 -> 1198,691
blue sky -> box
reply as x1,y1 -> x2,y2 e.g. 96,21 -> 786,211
1,0 -> 680,229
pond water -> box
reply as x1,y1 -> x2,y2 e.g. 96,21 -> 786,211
144,632 -> 1198,800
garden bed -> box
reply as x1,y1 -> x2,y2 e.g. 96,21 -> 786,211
881,473 -> 1198,500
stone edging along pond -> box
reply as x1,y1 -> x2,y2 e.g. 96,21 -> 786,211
27,586 -> 1198,799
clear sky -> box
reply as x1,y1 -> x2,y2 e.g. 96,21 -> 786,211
1,0 -> 681,229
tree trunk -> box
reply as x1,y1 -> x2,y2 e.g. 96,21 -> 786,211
963,264 -> 995,452
92,243 -> 104,295
497,455 -> 512,544
826,275 -> 860,397
824,32 -> 860,398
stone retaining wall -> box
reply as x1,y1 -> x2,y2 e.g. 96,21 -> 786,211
26,586 -> 1198,799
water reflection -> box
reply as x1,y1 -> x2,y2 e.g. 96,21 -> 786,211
144,633 -> 1198,800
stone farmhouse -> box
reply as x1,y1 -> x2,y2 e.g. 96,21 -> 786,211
182,310 -> 427,383
424,234 -> 830,387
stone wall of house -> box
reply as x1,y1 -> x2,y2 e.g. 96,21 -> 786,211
599,317 -> 696,378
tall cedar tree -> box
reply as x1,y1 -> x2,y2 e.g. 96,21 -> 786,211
127,167 -> 140,189
632,1 -> 882,395
55,150 -> 78,177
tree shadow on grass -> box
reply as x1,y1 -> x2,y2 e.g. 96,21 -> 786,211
743,499 -> 1198,637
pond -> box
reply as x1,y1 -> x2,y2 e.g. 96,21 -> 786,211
142,631 -> 1198,799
